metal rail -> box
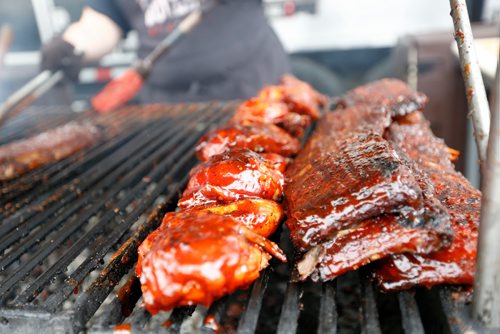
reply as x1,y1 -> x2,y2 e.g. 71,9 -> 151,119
473,45 -> 500,327
450,0 -> 491,162
450,0 -> 500,328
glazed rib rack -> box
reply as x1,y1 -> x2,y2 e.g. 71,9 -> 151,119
0,103 -> 491,334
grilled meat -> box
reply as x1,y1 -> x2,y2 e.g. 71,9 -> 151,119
374,112 -> 480,290
286,105 -> 391,179
184,198 -> 284,238
257,76 -> 328,121
258,153 -> 290,174
298,153 -> 454,281
315,105 -> 391,137
336,78 -> 428,117
384,112 -> 457,168
284,130 -> 424,252
195,123 -> 300,162
231,98 -> 311,138
137,211 -> 285,313
178,149 -> 284,208
298,214 -> 448,281
0,121 -> 100,181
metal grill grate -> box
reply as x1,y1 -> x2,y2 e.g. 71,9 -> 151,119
0,103 -> 492,334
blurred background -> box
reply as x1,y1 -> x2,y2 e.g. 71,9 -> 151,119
0,0 -> 499,185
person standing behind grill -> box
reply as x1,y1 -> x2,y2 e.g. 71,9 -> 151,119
41,0 -> 290,103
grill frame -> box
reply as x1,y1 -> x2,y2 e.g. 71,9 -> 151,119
0,102 -> 495,334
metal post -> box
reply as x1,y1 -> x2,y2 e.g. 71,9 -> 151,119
473,46 -> 500,327
450,0 -> 491,163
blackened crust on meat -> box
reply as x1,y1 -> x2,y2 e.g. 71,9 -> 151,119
285,131 -> 423,252
336,79 -> 428,117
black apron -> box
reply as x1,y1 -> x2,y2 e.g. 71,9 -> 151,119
116,0 -> 290,103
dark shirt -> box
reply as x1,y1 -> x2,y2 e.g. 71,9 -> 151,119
86,0 -> 289,102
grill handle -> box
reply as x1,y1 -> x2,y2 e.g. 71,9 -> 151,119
0,69 -> 63,126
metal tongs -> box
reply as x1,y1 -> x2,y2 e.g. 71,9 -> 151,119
0,69 -> 64,126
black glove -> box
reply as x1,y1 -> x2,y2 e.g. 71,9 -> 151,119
41,36 -> 84,81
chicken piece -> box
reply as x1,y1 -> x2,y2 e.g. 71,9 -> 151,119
259,153 -> 290,174
280,74 -> 329,114
178,149 -> 284,208
257,75 -> 328,120
231,98 -> 311,138
373,115 -> 480,290
137,211 -> 286,314
195,123 -> 300,162
336,78 -> 428,117
184,198 -> 284,238
285,131 -> 423,251
0,121 -> 100,181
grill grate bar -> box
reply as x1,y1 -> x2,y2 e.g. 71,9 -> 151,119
9,107 -> 220,306
398,291 -> 425,334
125,298 -> 152,329
360,279 -> 381,334
198,297 -> 228,333
236,270 -> 270,334
167,306 -> 197,333
438,289 -> 497,334
276,282 -> 301,334
317,283 -> 337,334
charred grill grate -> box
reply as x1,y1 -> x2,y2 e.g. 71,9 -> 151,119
0,103 -> 492,334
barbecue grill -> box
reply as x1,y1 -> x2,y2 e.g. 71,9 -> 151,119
1,1 -> 499,333
0,101 -> 494,334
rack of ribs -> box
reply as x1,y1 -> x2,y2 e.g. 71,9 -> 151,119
336,78 -> 429,117
0,121 -> 101,181
285,79 -> 457,282
285,130 -> 426,251
373,112 -> 481,290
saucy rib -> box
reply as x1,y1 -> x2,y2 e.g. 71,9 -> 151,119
0,121 -> 100,181
285,130 -> 424,252
374,112 -> 480,290
336,78 -> 428,117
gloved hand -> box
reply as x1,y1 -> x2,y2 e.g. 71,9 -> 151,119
41,36 -> 84,81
